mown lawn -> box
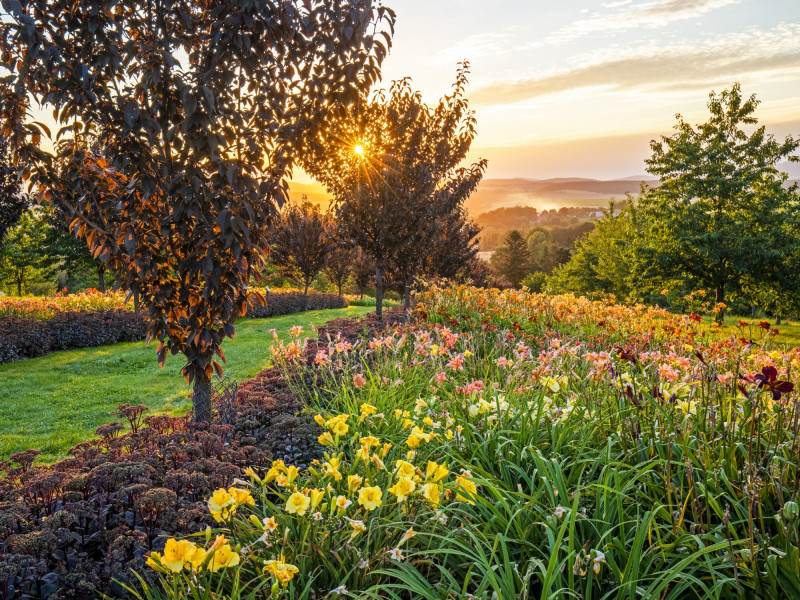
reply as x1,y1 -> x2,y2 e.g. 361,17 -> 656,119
699,314 -> 800,349
0,306 -> 372,463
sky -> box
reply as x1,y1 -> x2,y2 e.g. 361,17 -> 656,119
312,0 -> 800,181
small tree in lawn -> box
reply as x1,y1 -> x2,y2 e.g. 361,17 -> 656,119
1,0 -> 394,421
423,208 -> 481,280
639,83 -> 800,323
352,248 -> 375,299
324,232 -> 356,298
270,200 -> 336,308
303,65 -> 486,318
0,139 -> 28,244
491,230 -> 531,287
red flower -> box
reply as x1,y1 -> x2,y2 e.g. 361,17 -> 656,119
758,321 -> 771,330
752,366 -> 794,401
689,313 -> 702,323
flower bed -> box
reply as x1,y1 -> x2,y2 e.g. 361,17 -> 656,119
135,285 -> 800,599
0,291 -> 347,364
0,289 -> 132,320
0,310 -> 392,599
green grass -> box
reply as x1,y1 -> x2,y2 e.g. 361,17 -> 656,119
345,297 -> 401,307
700,314 -> 800,349
0,306 -> 372,463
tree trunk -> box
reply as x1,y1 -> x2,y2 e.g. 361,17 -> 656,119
337,282 -> 342,297
97,266 -> 106,293
715,283 -> 725,325
303,283 -> 309,311
375,260 -> 384,322
134,290 -> 140,311
751,305 -> 757,318
16,276 -> 22,296
776,313 -> 782,326
193,373 -> 213,423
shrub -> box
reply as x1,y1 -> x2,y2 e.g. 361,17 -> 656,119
245,290 -> 346,318
0,310 -> 148,363
521,270 -> 548,293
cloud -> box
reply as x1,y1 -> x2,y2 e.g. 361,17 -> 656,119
472,24 -> 800,106
545,0 -> 740,44
432,31 -> 517,66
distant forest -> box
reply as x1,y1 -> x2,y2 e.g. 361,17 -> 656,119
475,204 -> 623,251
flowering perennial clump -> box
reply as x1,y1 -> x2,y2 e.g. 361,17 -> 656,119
140,285 -> 800,599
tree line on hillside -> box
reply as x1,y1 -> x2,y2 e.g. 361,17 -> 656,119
0,0 -> 490,421
476,204 -> 606,250
488,221 -> 596,287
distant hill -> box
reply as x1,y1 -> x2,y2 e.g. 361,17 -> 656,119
287,176 -> 800,217
465,177 -> 658,215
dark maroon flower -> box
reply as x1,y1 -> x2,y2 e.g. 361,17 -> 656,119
753,366 -> 794,400
616,347 -> 637,364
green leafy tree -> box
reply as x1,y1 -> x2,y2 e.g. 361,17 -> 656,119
639,83 -> 800,323
490,230 -> 531,287
526,228 -> 553,273
547,202 -> 643,299
43,202 -> 109,292
0,139 -> 29,243
521,271 -> 548,293
0,209 -> 55,295
304,66 -> 486,317
1,0 -> 394,421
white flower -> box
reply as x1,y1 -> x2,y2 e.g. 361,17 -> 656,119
554,506 -> 566,518
430,510 -> 448,525
331,585 -> 348,596
387,547 -> 404,561
313,511 -> 323,521
357,558 -> 369,570
592,550 -> 606,574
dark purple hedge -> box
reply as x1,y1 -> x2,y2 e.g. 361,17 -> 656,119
0,292 -> 347,364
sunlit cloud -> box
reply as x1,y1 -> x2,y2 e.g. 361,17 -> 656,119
543,0 -> 741,45
472,23 -> 800,106
432,31 -> 517,66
